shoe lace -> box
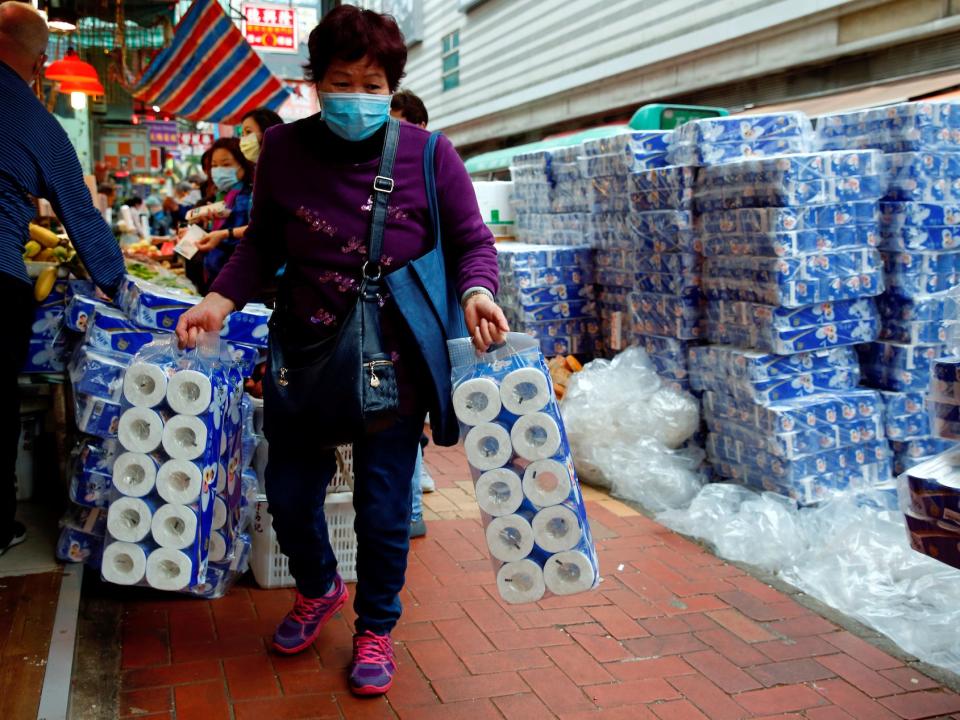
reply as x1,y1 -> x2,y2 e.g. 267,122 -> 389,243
354,631 -> 393,665
289,592 -> 330,624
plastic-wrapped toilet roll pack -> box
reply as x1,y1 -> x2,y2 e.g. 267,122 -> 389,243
449,332 -> 599,604
100,334 -> 251,596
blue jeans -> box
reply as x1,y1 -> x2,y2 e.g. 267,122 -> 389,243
411,446 -> 424,524
264,412 -> 424,634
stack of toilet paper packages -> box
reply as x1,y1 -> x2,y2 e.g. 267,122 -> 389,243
667,112 -> 815,166
690,345 -> 889,503
99,337 -> 252,597
896,446 -> 960,570
23,276 -> 70,373
448,333 -> 599,604
816,101 -> 960,154
497,243 -> 601,357
812,102 -> 960,473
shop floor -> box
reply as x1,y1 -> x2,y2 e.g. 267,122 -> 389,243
113,443 -> 960,720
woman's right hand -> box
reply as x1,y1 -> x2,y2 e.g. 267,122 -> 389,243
175,292 -> 236,348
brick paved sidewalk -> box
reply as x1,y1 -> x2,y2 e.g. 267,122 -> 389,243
117,444 -> 960,720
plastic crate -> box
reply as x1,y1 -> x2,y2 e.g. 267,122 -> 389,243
250,445 -> 356,588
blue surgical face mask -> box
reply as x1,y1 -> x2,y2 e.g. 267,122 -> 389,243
320,92 -> 392,142
211,167 -> 239,192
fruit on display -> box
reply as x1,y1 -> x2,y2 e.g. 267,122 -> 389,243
548,355 -> 583,401
124,239 -> 163,259
34,265 -> 58,302
24,223 -> 77,264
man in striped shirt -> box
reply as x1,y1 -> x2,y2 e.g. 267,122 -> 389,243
0,1 -> 125,556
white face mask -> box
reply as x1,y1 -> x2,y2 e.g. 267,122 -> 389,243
240,133 -> 260,162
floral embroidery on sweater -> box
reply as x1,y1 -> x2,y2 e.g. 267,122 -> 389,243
296,207 -> 337,236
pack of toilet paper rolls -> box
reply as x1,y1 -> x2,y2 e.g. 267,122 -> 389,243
101,334 -> 248,593
56,504 -> 106,568
119,278 -> 271,348
448,332 -> 600,604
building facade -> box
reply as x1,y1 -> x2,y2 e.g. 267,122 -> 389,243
369,0 -> 960,155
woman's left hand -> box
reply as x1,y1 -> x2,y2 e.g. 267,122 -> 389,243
464,294 -> 510,352
196,229 -> 228,252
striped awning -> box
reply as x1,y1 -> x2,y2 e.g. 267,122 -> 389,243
135,0 -> 291,124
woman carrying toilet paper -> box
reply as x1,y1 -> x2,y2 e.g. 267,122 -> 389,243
174,5 -> 507,699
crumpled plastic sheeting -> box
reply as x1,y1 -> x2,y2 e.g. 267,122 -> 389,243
660,483 -> 960,674
561,347 -> 704,511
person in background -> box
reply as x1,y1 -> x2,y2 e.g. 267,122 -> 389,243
97,182 -> 116,224
192,137 -> 254,293
118,196 -> 148,243
174,6 -> 506,696
0,1 -> 125,556
239,106 -> 284,163
389,88 -> 435,539
146,195 -> 171,236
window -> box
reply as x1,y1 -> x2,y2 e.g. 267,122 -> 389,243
441,29 -> 459,92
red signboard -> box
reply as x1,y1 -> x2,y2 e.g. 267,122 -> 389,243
178,132 -> 214,147
243,3 -> 297,53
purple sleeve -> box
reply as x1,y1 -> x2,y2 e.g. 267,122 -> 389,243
434,135 -> 499,298
209,130 -> 285,308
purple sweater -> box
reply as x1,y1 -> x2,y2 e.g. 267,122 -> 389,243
211,117 -> 499,408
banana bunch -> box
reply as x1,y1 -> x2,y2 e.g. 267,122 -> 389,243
24,223 -> 76,264
25,224 -> 78,302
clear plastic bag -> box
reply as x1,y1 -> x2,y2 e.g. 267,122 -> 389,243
560,347 -> 703,510
449,332 -> 600,605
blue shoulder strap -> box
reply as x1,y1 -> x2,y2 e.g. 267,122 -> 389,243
424,131 -> 442,248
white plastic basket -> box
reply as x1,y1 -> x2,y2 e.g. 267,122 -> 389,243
250,445 -> 357,588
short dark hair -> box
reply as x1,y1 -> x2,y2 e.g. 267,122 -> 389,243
124,196 -> 143,207
209,138 -> 255,185
241,107 -> 284,135
305,5 -> 407,92
391,89 -> 428,127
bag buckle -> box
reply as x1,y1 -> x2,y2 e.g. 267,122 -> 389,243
362,261 -> 383,280
373,176 -> 394,194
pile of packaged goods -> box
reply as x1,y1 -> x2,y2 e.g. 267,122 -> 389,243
55,279 -> 266,595
677,114 -> 894,503
816,101 -> 960,472
450,333 -> 599,604
689,345 -> 889,504
496,244 -> 601,358
898,353 -> 960,569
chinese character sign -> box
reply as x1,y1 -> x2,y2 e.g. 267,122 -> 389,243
243,3 -> 298,54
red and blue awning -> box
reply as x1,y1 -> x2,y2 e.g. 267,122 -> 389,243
135,0 -> 291,124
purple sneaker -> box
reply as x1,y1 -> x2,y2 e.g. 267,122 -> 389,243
271,575 -> 348,655
349,630 -> 395,696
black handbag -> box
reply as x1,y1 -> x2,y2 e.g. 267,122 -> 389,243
263,118 -> 401,446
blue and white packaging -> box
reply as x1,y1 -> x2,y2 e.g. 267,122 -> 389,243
67,345 -> 130,401
449,333 -> 599,603
22,338 -> 67,373
56,505 -> 106,567
85,306 -> 166,357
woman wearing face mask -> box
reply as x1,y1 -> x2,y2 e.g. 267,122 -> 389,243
190,137 -> 254,293
175,5 -> 506,697
239,107 -> 284,164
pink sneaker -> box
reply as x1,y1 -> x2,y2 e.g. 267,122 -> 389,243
271,575 -> 348,655
349,630 -> 395,695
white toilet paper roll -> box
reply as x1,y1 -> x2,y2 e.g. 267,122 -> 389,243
452,378 -> 502,425
162,415 -> 208,461
543,550 -> 597,596
166,370 -> 213,415
151,503 -> 199,550
500,368 -> 551,415
496,558 -> 546,605
208,530 -> 228,563
106,496 -> 155,543
117,407 -> 164,454
145,547 -> 193,591
101,542 -> 148,586
464,422 -> 513,471
112,452 -> 158,498
475,468 -> 523,517
156,459 -> 203,505
532,504 -> 582,553
510,412 -> 562,462
523,459 -> 573,507
212,494 -> 228,530
123,362 -> 168,408
485,514 -> 535,562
